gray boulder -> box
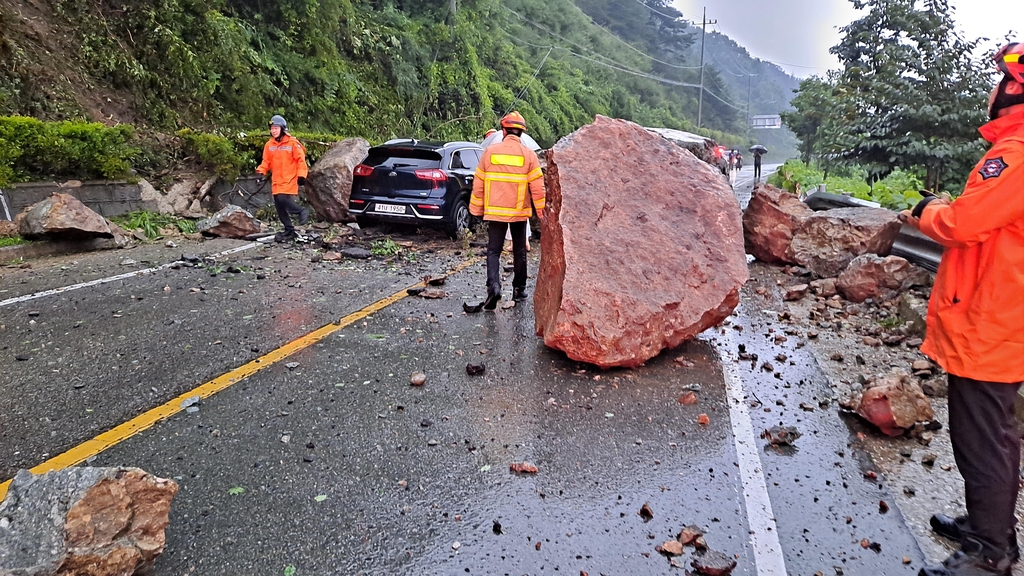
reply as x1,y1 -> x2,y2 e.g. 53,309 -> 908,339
786,207 -> 902,277
306,138 -> 371,222
16,193 -> 113,240
197,205 -> 260,238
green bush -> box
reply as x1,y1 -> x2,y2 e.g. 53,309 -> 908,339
0,116 -> 138,187
768,159 -> 924,211
178,129 -> 247,181
111,210 -> 196,239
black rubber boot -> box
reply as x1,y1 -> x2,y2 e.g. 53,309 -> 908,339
482,291 -> 501,311
932,514 -> 969,542
512,287 -> 528,302
930,515 -> 1020,562
918,536 -> 1014,576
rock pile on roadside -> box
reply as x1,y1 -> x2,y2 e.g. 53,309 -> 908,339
743,184 -> 903,277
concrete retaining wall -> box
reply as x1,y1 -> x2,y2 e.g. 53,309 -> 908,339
1,181 -> 156,219
0,176 -> 272,222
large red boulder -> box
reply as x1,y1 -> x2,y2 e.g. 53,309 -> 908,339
0,467 -> 178,576
742,184 -> 813,263
535,116 -> 748,368
837,254 -> 931,303
786,207 -> 901,277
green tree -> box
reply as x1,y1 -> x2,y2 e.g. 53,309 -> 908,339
824,0 -> 989,191
781,76 -> 834,164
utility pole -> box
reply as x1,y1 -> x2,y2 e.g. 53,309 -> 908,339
697,7 -> 717,128
452,0 -> 460,39
746,74 -> 752,128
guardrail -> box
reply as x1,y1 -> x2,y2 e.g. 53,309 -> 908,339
802,190 -> 943,272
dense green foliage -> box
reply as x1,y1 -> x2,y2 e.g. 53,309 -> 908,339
0,117 -> 137,187
0,0 -> 806,151
782,0 -> 991,193
768,159 -> 925,210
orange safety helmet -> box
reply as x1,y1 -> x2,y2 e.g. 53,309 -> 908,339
995,43 -> 1024,83
500,111 -> 527,131
484,128 -> 498,138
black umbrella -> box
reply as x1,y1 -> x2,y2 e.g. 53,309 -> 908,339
749,144 -> 768,154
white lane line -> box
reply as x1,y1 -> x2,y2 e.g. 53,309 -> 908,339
716,328 -> 788,575
0,242 -> 260,308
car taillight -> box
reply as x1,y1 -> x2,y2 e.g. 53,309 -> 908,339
414,168 -> 447,182
353,164 -> 374,177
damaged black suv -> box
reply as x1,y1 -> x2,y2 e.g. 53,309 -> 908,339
348,139 -> 483,238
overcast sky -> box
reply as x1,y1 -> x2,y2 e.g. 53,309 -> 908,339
670,0 -> 1022,77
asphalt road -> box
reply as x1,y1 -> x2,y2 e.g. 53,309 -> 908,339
0,197 -> 927,575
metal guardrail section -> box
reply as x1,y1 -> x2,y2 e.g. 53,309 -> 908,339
802,190 -> 943,272
890,224 -> 942,272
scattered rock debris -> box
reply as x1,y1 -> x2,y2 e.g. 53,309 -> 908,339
639,502 -> 654,522
509,462 -> 538,474
761,426 -> 801,446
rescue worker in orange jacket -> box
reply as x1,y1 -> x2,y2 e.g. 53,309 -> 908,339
256,115 -> 309,242
467,111 -> 545,311
903,43 -> 1024,576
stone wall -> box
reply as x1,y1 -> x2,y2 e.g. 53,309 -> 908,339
2,181 -> 154,219
0,176 -> 272,222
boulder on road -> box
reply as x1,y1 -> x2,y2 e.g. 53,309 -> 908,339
742,184 -> 813,264
305,138 -> 371,222
16,193 -> 114,240
197,205 -> 260,238
855,371 -> 935,437
535,116 -> 748,368
0,467 -> 178,576
786,207 -> 902,277
837,254 -> 931,303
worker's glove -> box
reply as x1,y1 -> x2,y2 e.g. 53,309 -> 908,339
298,176 -> 307,187
255,175 -> 266,187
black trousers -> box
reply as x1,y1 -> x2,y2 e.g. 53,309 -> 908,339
274,194 -> 308,233
754,158 -> 762,180
486,220 -> 527,295
948,374 -> 1023,548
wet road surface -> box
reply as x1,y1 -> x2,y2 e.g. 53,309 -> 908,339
0,178 -> 929,575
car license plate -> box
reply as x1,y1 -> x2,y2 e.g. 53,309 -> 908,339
374,203 -> 406,214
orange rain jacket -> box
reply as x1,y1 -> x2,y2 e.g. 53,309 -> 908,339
917,110 -> 1024,383
470,135 -> 546,222
256,134 -> 308,195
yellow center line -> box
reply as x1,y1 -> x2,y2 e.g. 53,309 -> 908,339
0,258 -> 477,501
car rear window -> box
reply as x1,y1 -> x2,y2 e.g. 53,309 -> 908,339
364,148 -> 442,169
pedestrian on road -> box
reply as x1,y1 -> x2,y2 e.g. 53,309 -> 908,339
753,149 -> 763,181
466,111 -> 545,311
256,115 -> 309,243
902,42 -> 1024,576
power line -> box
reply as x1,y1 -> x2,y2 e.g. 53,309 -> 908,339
501,28 -> 748,112
628,0 -> 690,24
557,0 -> 700,69
507,46 -> 553,116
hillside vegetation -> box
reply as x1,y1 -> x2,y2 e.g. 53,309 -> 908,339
0,0 -> 801,182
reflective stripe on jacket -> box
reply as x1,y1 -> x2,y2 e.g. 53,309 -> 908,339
470,135 -> 545,222
918,110 -> 1024,383
256,134 -> 308,195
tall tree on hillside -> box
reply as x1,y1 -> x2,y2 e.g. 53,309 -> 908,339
824,0 -> 990,190
781,76 -> 834,164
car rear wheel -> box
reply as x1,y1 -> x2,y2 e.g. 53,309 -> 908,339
356,216 -> 376,230
446,199 -> 470,239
